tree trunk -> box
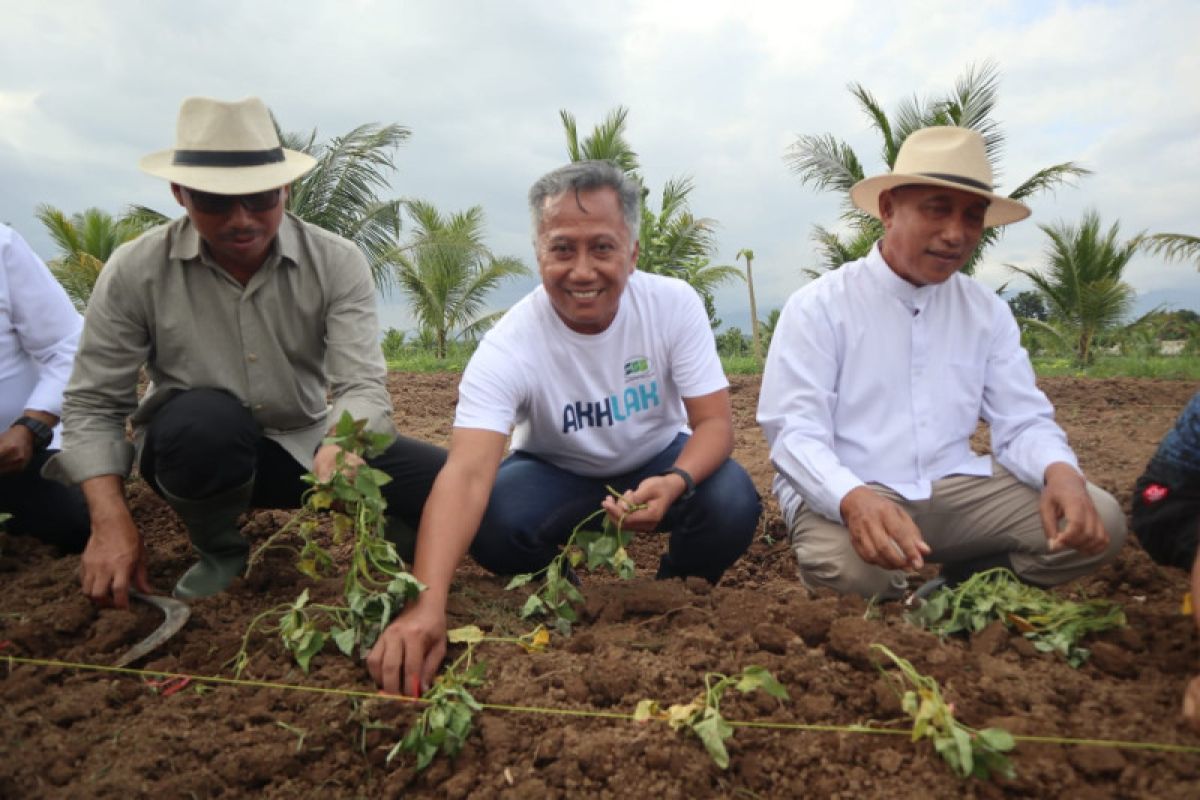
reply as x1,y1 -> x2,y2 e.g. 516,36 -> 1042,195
743,252 -> 762,363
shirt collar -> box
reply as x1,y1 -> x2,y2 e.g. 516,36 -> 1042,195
866,241 -> 938,311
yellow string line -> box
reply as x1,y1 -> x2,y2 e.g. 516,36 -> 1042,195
6,653 -> 1200,755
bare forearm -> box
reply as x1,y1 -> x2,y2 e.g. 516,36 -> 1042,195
674,417 -> 733,484
81,475 -> 135,533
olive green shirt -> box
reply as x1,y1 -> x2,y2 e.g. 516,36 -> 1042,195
45,213 -> 395,484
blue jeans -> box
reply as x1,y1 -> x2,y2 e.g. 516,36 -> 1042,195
469,433 -> 760,582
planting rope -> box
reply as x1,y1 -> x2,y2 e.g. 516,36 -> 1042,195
5,653 -> 1200,756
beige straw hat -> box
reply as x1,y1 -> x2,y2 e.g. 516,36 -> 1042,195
849,126 -> 1030,228
139,97 -> 316,194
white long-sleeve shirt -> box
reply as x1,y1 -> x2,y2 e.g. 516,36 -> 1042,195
0,225 -> 83,449
757,243 -> 1078,524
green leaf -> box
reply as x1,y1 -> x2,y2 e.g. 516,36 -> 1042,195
976,727 -> 1015,752
692,712 -> 734,769
292,630 -> 326,673
521,594 -> 546,618
734,666 -> 789,700
331,626 -> 357,656
505,573 -> 534,590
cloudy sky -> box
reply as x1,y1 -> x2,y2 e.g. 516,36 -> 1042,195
3,0 -> 1197,333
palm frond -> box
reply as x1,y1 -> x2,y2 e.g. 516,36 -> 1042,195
784,134 -> 865,193
1142,233 -> 1200,270
1005,162 -> 1091,200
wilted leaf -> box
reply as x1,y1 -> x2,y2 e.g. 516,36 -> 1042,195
448,625 -> 485,644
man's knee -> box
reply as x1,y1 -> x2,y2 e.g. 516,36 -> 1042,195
797,555 -> 905,599
790,507 -> 906,599
145,388 -> 259,496
149,389 -> 258,459
1089,484 -> 1128,559
689,460 -> 761,538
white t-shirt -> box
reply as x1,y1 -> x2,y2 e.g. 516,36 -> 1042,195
0,225 -> 83,448
455,271 -> 728,476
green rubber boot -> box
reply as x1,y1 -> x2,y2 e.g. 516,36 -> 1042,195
163,479 -> 255,600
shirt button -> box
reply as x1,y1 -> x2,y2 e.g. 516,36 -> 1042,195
254,403 -> 264,411
247,353 -> 258,362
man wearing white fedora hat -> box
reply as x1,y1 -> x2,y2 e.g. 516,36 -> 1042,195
758,126 -> 1126,599
46,96 -> 445,606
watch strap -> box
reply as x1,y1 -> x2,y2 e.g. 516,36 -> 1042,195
13,416 -> 53,452
659,466 -> 696,502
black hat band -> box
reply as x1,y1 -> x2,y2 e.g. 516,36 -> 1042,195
172,147 -> 286,167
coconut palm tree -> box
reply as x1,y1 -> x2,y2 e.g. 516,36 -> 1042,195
36,205 -> 159,310
1008,210 -> 1141,365
785,61 -> 1090,276
736,249 -> 762,362
559,107 -> 741,325
280,123 -> 409,288
1143,233 -> 1200,270
391,200 -> 529,359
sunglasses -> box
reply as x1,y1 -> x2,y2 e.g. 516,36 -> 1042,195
183,187 -> 283,215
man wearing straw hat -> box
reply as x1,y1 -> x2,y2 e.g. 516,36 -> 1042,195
758,126 -> 1126,599
46,97 -> 445,606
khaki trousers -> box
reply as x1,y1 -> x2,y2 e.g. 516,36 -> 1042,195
788,461 -> 1127,599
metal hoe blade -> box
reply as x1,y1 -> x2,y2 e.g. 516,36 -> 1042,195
113,590 -> 191,668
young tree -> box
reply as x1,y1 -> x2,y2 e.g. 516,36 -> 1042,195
785,61 -> 1089,276
1007,290 -> 1049,322
36,205 -> 158,310
391,201 -> 529,359
1008,210 -> 1140,365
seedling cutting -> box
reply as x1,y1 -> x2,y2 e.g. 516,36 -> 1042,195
635,665 -> 789,769
905,567 -> 1126,667
872,643 -> 1016,780
505,487 -> 640,634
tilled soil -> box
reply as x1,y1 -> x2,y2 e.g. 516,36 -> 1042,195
2,375 -> 1199,798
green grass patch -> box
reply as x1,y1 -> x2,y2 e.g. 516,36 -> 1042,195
1031,355 -> 1200,379
719,355 -> 763,375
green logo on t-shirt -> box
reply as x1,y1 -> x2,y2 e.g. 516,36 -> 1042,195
624,356 -> 649,377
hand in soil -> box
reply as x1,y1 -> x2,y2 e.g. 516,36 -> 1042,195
79,502 -> 154,608
840,486 -> 930,570
367,597 -> 448,696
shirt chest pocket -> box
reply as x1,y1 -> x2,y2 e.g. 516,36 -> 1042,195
940,358 -> 987,432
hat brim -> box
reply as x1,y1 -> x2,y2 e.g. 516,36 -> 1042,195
850,174 -> 1030,228
139,148 -> 317,194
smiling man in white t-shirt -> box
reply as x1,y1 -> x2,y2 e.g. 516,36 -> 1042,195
758,126 -> 1126,599
367,160 -> 761,696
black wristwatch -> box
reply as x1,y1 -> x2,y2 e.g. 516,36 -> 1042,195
13,416 -> 53,452
659,466 -> 696,502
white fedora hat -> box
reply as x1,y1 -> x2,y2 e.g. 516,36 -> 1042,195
849,126 -> 1030,228
139,97 -> 316,194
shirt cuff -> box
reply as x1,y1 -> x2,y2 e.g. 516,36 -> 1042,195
41,440 -> 135,486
